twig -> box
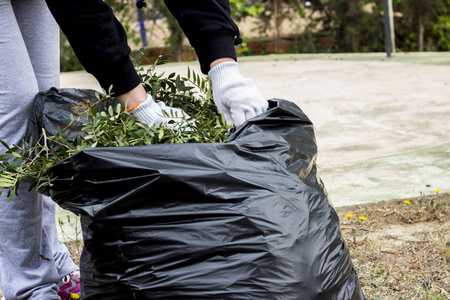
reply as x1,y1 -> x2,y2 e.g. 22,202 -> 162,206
341,226 -> 373,232
42,129 -> 49,159
384,210 -> 396,216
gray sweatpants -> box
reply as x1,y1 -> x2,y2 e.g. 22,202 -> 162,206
0,0 -> 78,299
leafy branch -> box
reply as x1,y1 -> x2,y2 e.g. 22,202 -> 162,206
0,53 -> 232,201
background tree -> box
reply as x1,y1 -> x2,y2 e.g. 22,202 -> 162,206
401,0 -> 444,51
395,0 -> 445,51
58,0 -> 450,72
231,0 -> 304,53
430,0 -> 450,50
305,0 -> 385,52
148,0 -> 184,61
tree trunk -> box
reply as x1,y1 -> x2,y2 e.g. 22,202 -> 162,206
418,16 -> 424,52
173,31 -> 183,62
153,0 -> 184,62
274,0 -> 282,54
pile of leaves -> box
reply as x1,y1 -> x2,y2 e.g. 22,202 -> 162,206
0,53 -> 231,201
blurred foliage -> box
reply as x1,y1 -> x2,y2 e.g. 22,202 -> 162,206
393,0 -> 450,51
59,32 -> 83,72
150,0 -> 184,61
267,0 -> 450,53
59,0 -> 450,71
230,0 -> 266,19
302,0 -> 385,52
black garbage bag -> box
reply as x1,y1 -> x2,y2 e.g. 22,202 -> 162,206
27,87 -> 100,143
32,88 -> 365,299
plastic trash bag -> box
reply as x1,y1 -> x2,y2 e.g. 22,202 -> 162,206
27,87 -> 100,143
31,88 -> 365,299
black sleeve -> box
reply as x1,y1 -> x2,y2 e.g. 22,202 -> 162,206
45,0 -> 241,95
45,0 -> 142,96
164,0 -> 241,74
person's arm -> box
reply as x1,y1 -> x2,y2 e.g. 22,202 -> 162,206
164,0 -> 267,126
46,0 -> 266,127
45,0 -> 141,98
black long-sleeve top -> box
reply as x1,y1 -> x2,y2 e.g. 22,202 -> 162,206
45,0 -> 241,95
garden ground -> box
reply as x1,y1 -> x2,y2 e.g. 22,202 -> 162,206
337,192 -> 449,299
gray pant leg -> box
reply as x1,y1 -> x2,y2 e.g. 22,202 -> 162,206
43,196 -> 78,279
12,0 -> 60,91
12,0 -> 78,280
0,0 -> 75,298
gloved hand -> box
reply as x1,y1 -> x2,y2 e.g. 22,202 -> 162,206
128,94 -> 192,129
208,61 -> 268,127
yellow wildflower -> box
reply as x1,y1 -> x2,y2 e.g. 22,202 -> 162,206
345,214 -> 353,218
403,200 -> 411,205
358,216 -> 367,221
435,189 -> 440,194
71,294 -> 80,299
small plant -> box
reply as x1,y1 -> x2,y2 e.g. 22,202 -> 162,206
436,237 -> 450,263
0,53 -> 232,202
399,191 -> 449,224
344,213 -> 369,244
58,212 -> 82,260
400,199 -> 415,223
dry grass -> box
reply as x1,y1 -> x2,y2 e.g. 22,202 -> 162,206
336,192 -> 450,299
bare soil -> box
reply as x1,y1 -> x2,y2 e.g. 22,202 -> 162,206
1,193 -> 448,299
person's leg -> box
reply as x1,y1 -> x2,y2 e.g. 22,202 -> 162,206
13,0 -> 60,91
0,0 -> 69,298
12,0 -> 79,280
43,197 -> 79,278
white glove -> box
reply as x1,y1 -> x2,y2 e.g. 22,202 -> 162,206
129,94 -> 191,128
208,61 -> 268,127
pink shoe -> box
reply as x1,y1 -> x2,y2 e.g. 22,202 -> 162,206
58,270 -> 81,299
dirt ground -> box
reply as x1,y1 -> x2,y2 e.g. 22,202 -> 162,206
1,193 -> 447,299
336,192 -> 450,299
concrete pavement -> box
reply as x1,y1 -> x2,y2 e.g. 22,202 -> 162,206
59,52 -> 450,209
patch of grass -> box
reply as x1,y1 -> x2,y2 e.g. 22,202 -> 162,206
337,192 -> 450,299
436,238 -> 450,263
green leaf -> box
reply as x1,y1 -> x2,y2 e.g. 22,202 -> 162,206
6,158 -> 21,171
7,183 -> 18,202
0,153 -> 12,161
0,140 -> 11,150
108,105 -> 114,117
158,129 -> 164,140
84,135 -> 95,140
0,182 -> 14,188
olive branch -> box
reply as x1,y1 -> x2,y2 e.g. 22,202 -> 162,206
0,53 -> 232,202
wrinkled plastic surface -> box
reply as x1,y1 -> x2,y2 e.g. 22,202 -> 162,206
31,88 -> 365,299
27,87 -> 100,144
